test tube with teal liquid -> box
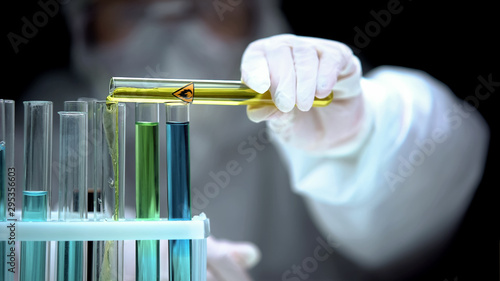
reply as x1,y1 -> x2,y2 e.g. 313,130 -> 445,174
135,103 -> 160,280
1,99 -> 14,281
21,101 -> 52,281
166,103 -> 192,281
57,111 -> 88,281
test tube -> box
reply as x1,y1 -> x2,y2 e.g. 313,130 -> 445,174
93,101 -> 125,281
62,98 -> 93,278
21,101 -> 52,281
0,102 -> 4,281
64,101 -> 89,112
166,103 -> 191,281
65,100 -> 93,277
1,100 -> 14,281
108,77 -> 334,106
64,101 -> 90,209
57,111 -> 88,281
135,103 -> 160,281
75,98 -> 97,210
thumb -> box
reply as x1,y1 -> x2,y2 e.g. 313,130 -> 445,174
207,236 -> 261,281
227,241 -> 261,269
208,236 -> 261,269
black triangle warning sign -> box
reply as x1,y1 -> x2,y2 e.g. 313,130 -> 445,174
171,82 -> 194,103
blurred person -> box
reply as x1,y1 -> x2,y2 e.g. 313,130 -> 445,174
16,0 -> 489,281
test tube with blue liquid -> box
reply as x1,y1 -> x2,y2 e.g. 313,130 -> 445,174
166,103 -> 192,281
135,103 -> 160,280
1,99 -> 14,281
21,101 -> 52,281
57,111 -> 88,281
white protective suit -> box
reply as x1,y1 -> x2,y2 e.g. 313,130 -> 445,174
273,66 -> 489,279
15,1 -> 489,281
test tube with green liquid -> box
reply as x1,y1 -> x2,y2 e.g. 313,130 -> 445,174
135,103 -> 160,281
21,101 -> 52,281
1,99 -> 14,281
57,111 -> 88,281
166,103 -> 191,281
108,77 -> 334,106
93,101 -> 125,281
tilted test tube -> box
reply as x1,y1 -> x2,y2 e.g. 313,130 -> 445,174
108,77 -> 334,106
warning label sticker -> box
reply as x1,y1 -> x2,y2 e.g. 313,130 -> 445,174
171,82 -> 194,103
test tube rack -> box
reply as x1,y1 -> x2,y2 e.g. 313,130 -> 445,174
0,99 -> 209,281
0,215 -> 209,280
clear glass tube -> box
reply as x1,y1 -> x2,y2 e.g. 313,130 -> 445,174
135,103 -> 160,281
108,77 -> 334,106
75,98 -> 97,210
166,103 -> 191,281
23,101 -> 52,203
0,140 -> 4,281
63,100 -> 92,280
0,100 -> 15,172
64,101 -> 89,112
57,111 -> 88,281
0,100 -> 5,227
63,101 -> 90,211
21,101 -> 53,281
1,99 -> 14,281
92,101 -> 125,281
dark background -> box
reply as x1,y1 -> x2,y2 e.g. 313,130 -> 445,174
282,2 -> 499,281
4,0 -> 498,280
287,2 -> 499,280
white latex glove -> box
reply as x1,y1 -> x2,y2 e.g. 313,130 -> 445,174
241,34 -> 364,151
206,236 -> 261,281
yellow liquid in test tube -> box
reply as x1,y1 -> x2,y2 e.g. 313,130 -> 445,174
107,77 -> 333,106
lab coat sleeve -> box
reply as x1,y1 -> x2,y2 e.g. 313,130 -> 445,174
273,66 -> 490,270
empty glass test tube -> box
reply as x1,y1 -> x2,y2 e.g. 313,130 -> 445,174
57,111 -> 88,281
166,103 -> 192,281
74,99 -> 97,209
69,99 -> 96,279
1,99 -> 14,281
21,101 -> 53,281
135,103 -> 160,281
93,101 -> 126,281
64,101 -> 88,112
108,77 -> 334,106
64,101 -> 89,201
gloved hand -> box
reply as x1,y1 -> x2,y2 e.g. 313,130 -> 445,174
241,34 -> 365,150
207,236 -> 261,281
